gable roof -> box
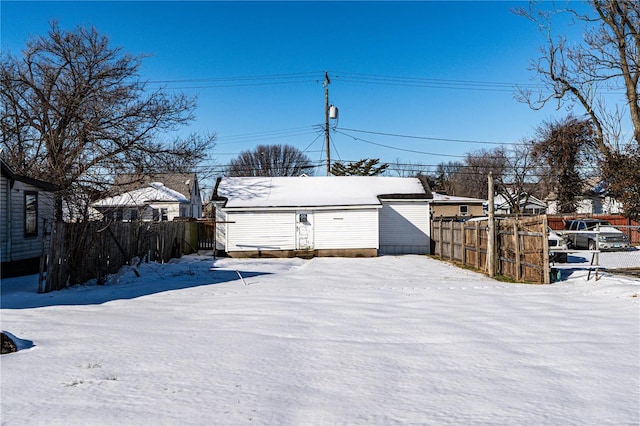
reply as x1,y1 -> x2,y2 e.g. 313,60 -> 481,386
113,173 -> 198,198
214,176 -> 432,209
93,182 -> 189,208
494,193 -> 547,209
1,158 -> 60,192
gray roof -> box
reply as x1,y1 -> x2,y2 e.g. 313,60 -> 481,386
113,173 -> 197,198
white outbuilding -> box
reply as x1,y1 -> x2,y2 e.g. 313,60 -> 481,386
212,176 -> 432,258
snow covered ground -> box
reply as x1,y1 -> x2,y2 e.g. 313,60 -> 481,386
2,254 -> 639,425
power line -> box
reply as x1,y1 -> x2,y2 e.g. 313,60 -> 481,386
336,127 -> 511,145
148,72 -> 322,85
140,70 -> 632,96
334,129 -> 468,158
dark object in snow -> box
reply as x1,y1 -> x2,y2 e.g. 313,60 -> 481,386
1,332 -> 18,354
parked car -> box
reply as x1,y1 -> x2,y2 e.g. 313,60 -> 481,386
563,219 -> 630,251
548,227 -> 568,262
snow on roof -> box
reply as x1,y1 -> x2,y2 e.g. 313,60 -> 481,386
93,182 -> 189,207
216,176 -> 429,209
431,192 -> 486,203
494,193 -> 546,208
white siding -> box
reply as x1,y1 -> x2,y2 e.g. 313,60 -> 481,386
214,203 -> 227,251
379,201 -> 431,255
226,211 -> 295,252
313,209 -> 378,249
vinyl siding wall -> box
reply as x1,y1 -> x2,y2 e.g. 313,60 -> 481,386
223,208 -> 379,252
379,201 -> 431,255
1,177 -> 56,263
0,175 -> 9,262
313,209 -> 378,249
225,211 -> 296,252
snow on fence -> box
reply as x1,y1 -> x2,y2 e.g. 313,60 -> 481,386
433,216 -> 549,284
40,220 -> 199,293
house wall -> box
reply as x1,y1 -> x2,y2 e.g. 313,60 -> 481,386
189,181 -> 202,218
432,203 -> 484,218
1,174 -> 9,262
1,177 -> 56,266
313,209 -> 378,250
223,208 -> 380,256
145,202 -> 183,221
225,211 -> 296,252
379,201 -> 431,255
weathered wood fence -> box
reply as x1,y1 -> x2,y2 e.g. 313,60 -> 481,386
40,220 -> 199,293
433,215 -> 549,284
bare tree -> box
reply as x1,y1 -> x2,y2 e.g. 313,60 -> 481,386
494,143 -> 543,216
434,161 -> 465,195
0,22 -> 215,219
456,148 -> 507,200
514,0 -> 639,152
226,144 -> 314,177
387,158 -> 431,177
515,1 -> 640,218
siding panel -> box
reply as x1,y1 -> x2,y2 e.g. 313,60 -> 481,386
2,180 -> 56,262
1,175 -> 8,262
313,209 -> 378,249
379,201 -> 431,255
226,211 -> 295,251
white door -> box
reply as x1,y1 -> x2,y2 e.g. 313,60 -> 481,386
295,211 -> 314,250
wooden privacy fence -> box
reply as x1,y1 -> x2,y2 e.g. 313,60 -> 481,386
40,220 -> 199,293
433,215 -> 549,284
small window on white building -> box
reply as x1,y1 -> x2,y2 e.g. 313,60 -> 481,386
161,208 -> 168,221
24,191 -> 38,236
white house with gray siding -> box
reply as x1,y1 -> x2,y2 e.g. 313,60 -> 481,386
1,158 -> 59,277
212,176 -> 432,257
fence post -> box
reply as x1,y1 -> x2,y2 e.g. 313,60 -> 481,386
461,222 -> 467,265
542,215 -> 550,284
37,219 -> 49,293
438,218 -> 443,259
514,221 -> 521,281
487,173 -> 496,277
475,221 -> 480,269
449,221 -> 454,260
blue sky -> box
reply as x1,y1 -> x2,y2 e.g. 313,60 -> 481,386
2,1 -> 589,184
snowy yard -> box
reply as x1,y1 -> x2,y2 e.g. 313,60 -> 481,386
2,254 -> 639,425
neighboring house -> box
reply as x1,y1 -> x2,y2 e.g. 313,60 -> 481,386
92,173 -> 203,221
212,176 -> 433,257
494,193 -> 547,215
546,178 -> 623,215
1,158 -> 60,277
431,192 -> 486,218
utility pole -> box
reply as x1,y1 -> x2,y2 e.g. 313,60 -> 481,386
487,172 -> 496,278
324,71 -> 331,175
